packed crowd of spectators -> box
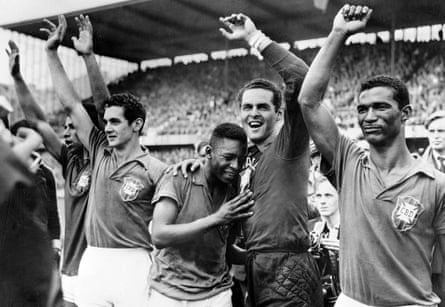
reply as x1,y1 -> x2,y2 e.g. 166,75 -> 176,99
107,40 -> 445,140
22,40 -> 445,167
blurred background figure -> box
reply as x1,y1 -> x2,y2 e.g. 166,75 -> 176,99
0,121 -> 62,307
10,119 -> 61,263
423,110 -> 445,307
310,175 -> 340,307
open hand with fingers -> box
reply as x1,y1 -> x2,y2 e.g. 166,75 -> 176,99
5,40 -> 20,78
72,14 -> 94,56
40,15 -> 67,51
219,13 -> 258,42
333,4 -> 372,36
212,190 -> 254,225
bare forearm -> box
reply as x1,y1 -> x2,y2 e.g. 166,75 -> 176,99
152,215 -> 219,249
82,53 -> 109,119
299,30 -> 347,107
46,50 -> 82,113
13,74 -> 46,121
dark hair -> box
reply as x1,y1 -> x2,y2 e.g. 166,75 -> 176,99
10,119 -> 37,136
209,123 -> 247,152
237,78 -> 282,112
104,93 -> 146,134
359,75 -> 410,109
82,102 -> 101,128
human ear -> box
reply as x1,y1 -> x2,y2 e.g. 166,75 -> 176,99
132,118 -> 144,132
206,145 -> 213,159
401,105 -> 412,122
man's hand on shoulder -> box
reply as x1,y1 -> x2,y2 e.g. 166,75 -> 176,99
167,158 -> 204,178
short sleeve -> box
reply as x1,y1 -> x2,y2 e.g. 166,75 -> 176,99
146,156 -> 168,186
333,134 -> 363,193
88,126 -> 107,162
434,189 -> 445,235
152,172 -> 182,210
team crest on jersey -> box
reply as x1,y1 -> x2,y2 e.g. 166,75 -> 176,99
392,196 -> 424,232
76,169 -> 91,192
119,177 -> 144,201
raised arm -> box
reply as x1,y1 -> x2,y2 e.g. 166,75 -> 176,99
72,15 -> 109,129
298,5 -> 372,163
7,41 -> 46,122
220,14 -> 309,156
151,191 -> 253,249
41,15 -> 94,149
6,40 -> 64,160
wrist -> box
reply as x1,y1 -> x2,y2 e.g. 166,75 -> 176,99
81,52 -> 95,59
208,214 -> 223,227
12,73 -> 23,81
330,27 -> 349,38
247,30 -> 272,52
245,29 -> 260,43
45,48 -> 58,54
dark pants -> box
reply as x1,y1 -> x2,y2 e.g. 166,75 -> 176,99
247,251 -> 323,307
433,273 -> 445,307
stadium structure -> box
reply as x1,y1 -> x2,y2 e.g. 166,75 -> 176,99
1,0 -> 445,156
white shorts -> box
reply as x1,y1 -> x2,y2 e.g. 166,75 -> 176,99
335,293 -> 438,307
61,274 -> 78,304
148,288 -> 232,307
76,246 -> 152,307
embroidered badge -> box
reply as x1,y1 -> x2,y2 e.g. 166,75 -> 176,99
391,196 -> 424,232
119,177 -> 144,201
76,169 -> 91,192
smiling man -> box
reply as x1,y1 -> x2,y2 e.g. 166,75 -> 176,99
298,4 -> 445,306
218,13 -> 322,307
43,16 -> 167,307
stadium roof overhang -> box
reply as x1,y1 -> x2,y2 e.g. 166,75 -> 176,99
2,0 -> 445,63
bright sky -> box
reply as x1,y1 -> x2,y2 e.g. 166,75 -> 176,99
0,0 -> 145,27
0,0 -> 144,86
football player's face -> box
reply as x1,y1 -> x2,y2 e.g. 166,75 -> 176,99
357,86 -> 403,147
240,88 -> 278,146
104,106 -> 135,149
209,138 -> 246,184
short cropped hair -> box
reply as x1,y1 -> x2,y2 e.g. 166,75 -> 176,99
10,119 -> 36,136
237,78 -> 282,112
209,123 -> 247,153
359,75 -> 410,109
425,110 -> 445,130
104,93 -> 146,134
